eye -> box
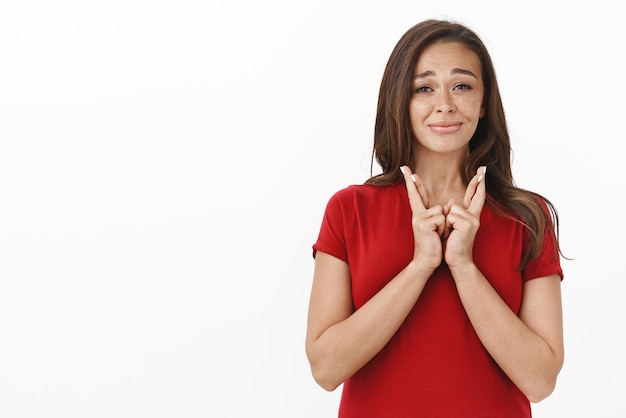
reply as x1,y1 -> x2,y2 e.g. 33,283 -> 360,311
454,83 -> 472,91
414,85 -> 432,94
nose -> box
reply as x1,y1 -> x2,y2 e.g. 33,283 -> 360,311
435,90 -> 455,113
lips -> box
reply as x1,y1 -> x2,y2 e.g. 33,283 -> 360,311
428,121 -> 462,134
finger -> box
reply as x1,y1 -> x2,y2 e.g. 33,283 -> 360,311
411,173 -> 430,209
462,166 -> 485,208
467,166 -> 487,217
463,172 -> 478,208
429,207 -> 447,237
400,166 -> 427,212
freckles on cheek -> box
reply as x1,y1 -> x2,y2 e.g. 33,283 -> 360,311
459,96 -> 481,107
459,97 -> 484,119
409,101 -> 429,120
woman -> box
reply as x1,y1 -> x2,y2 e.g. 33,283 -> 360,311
305,19 -> 564,417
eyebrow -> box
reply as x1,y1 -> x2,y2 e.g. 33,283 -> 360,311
413,68 -> 478,80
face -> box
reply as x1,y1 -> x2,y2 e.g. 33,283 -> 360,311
409,41 -> 485,156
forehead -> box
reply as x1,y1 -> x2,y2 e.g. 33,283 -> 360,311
414,41 -> 482,75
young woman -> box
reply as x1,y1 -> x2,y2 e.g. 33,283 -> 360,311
305,19 -> 564,417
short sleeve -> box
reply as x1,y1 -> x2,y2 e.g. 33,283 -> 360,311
312,189 -> 351,263
522,200 -> 564,281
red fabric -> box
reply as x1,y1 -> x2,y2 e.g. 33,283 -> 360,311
312,182 -> 563,418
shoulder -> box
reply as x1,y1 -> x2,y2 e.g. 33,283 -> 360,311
325,182 -> 405,207
319,183 -> 409,230
330,182 -> 404,199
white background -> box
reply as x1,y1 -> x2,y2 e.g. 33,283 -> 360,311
0,1 -> 622,417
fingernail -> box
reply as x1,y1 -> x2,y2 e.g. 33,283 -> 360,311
399,166 -> 405,174
411,175 -> 417,183
482,166 -> 487,175
477,175 -> 483,183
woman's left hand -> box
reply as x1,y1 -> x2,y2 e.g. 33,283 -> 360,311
443,166 -> 487,268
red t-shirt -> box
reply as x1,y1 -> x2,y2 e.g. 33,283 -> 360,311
312,182 -> 563,418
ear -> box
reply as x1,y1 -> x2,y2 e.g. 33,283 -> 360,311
479,107 -> 486,118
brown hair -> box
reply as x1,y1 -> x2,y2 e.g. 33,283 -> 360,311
365,19 -> 562,269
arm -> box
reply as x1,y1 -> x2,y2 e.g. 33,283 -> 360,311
445,167 -> 564,402
450,265 -> 564,402
305,251 -> 433,391
305,166 -> 445,391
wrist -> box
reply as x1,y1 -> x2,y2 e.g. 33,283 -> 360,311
447,261 -> 480,282
407,259 -> 438,280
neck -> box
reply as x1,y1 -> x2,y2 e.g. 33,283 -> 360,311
411,151 -> 467,206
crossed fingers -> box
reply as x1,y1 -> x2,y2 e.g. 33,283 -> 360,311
400,165 -> 487,236
400,166 -> 446,238
462,166 -> 487,217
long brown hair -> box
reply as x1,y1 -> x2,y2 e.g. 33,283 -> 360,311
365,19 -> 562,269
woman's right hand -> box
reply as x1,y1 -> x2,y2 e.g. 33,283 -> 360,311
400,166 -> 446,271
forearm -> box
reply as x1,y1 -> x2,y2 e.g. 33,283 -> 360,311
449,263 -> 563,402
308,260 -> 432,391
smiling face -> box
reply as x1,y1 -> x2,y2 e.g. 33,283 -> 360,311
409,41 -> 485,157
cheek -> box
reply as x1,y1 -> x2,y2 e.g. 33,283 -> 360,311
409,100 -> 428,122
460,97 -> 484,119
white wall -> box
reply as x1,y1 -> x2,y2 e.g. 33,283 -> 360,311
0,1 -> 621,417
